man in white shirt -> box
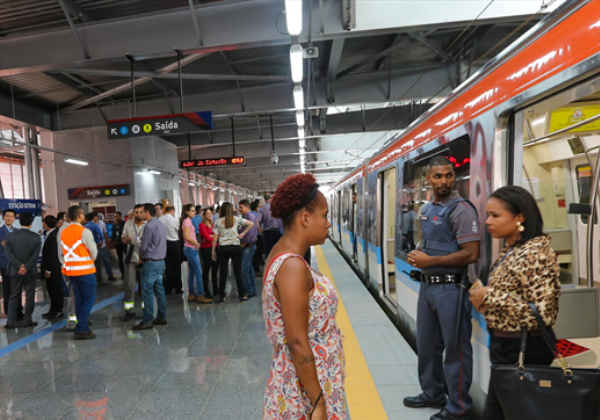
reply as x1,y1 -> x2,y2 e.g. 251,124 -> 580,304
160,205 -> 182,294
97,216 -> 116,282
122,204 -> 146,321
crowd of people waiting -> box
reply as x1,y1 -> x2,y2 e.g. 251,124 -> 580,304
0,194 -> 286,341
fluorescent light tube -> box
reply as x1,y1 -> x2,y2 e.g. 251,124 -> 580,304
290,44 -> 304,83
298,126 -> 305,140
149,170 -> 161,175
296,110 -> 305,127
299,139 -> 306,148
293,85 -> 304,110
285,0 -> 303,36
64,158 -> 89,166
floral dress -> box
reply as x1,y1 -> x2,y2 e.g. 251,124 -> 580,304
262,253 -> 347,420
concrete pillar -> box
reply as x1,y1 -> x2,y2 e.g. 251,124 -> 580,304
40,131 -> 59,215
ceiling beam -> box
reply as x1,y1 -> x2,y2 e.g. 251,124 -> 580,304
61,52 -> 210,112
408,32 -> 453,63
327,39 -> 345,81
46,68 -> 288,83
59,0 -> 93,23
0,0 -> 542,77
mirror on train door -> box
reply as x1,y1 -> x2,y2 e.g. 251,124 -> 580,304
380,167 -> 398,303
516,80 -> 600,364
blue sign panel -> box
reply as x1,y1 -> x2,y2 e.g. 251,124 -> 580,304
0,199 -> 43,216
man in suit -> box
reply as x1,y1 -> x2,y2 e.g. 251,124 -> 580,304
41,215 -> 64,320
5,212 -> 42,328
0,208 -> 22,319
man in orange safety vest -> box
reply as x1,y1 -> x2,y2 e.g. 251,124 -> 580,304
59,205 -> 98,340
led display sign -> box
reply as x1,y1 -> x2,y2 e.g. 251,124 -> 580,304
181,157 -> 245,168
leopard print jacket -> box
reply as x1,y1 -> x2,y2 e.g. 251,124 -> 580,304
482,235 -> 561,332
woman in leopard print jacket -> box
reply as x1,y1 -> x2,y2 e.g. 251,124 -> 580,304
470,186 -> 561,420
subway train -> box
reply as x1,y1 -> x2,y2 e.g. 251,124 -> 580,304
326,0 -> 600,406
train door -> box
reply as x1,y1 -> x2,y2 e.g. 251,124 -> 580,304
516,78 -> 600,367
381,166 -> 397,303
351,184 -> 358,263
336,190 -> 342,245
356,177 -> 368,279
341,188 -> 351,251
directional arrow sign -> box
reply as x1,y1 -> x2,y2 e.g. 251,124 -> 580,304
107,111 -> 213,139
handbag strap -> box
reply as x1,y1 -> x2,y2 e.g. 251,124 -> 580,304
527,302 -> 557,355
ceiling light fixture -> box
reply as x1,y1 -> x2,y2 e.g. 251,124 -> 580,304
295,110 -> 305,127
293,85 -> 304,110
290,44 -> 304,83
285,0 -> 303,36
298,126 -> 305,140
149,170 -> 161,175
299,139 -> 306,148
64,158 -> 89,166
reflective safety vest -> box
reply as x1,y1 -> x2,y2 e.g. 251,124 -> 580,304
61,224 -> 96,276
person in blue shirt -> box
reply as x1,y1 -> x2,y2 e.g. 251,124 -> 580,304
85,212 -> 106,286
250,201 -> 263,274
0,209 -> 22,318
191,205 -> 204,243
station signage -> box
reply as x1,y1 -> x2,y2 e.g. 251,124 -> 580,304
0,199 -> 43,216
107,111 -> 213,139
181,156 -> 245,168
68,184 -> 130,199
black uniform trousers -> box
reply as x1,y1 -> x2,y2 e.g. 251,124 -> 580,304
115,243 -> 126,277
200,247 -> 218,298
46,272 -> 64,313
484,335 -> 554,420
217,245 -> 245,299
165,240 -> 183,294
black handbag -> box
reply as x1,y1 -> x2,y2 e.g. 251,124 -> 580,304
490,303 -> 600,420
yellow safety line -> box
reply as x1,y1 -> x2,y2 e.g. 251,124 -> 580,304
315,246 -> 389,420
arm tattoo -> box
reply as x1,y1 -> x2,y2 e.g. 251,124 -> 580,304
298,354 -> 315,365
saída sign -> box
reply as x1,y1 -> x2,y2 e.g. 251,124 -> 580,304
107,111 -> 213,139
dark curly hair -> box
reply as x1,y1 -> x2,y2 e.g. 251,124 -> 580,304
271,173 -> 326,228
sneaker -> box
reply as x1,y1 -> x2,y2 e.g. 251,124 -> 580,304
73,331 -> 96,340
197,296 -> 212,304
153,318 -> 168,326
187,294 -> 197,302
132,322 -> 154,331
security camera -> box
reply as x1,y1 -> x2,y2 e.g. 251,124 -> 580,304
270,152 -> 279,165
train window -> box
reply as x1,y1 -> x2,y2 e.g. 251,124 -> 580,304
399,135 -> 471,254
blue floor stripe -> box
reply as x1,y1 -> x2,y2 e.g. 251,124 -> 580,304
0,291 -> 125,358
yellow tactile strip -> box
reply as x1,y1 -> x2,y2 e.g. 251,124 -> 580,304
314,246 -> 389,420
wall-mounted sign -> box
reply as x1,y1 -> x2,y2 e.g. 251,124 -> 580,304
181,156 -> 245,168
0,199 -> 43,216
68,184 -> 130,199
549,104 -> 600,133
107,111 -> 213,139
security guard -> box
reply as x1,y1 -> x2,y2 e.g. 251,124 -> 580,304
404,156 -> 480,420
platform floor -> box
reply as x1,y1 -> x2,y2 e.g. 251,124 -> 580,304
0,241 -> 434,420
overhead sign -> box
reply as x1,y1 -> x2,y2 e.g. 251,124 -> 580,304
68,184 -> 130,200
0,199 -> 43,216
107,111 -> 213,139
181,156 -> 245,168
549,104 -> 600,133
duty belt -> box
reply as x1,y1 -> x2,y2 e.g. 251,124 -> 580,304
421,274 -> 457,284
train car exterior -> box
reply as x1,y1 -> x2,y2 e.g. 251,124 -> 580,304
329,0 -> 600,412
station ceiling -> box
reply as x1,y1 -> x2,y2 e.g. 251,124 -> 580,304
0,0 -> 562,191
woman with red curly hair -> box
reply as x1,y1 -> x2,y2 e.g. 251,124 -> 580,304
262,173 -> 347,420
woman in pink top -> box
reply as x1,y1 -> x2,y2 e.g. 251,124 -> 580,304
199,208 -> 219,300
179,204 -> 211,304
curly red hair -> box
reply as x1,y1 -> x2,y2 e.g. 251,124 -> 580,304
271,173 -> 325,227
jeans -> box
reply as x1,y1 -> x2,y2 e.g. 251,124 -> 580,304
241,244 -> 257,296
141,260 -> 167,324
200,247 -> 218,298
183,246 -> 203,296
69,273 -> 97,333
217,245 -> 245,299
99,247 -> 114,278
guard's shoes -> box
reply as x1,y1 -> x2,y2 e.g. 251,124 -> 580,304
430,409 -> 470,420
49,312 -> 64,320
153,318 -> 168,326
123,312 -> 136,322
404,395 -> 446,410
23,321 -> 38,328
132,322 -> 153,330
74,331 -> 96,340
